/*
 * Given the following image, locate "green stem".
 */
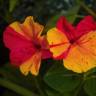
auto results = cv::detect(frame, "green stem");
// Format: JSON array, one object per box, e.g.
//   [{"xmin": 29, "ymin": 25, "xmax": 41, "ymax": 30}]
[
  {"xmin": 74, "ymin": 74, "xmax": 86, "ymax": 96},
  {"xmin": 74, "ymin": 80, "xmax": 84, "ymax": 96},
  {"xmin": 78, "ymin": 0, "xmax": 96, "ymax": 17},
  {"xmin": 0, "ymin": 78, "xmax": 38, "ymax": 96},
  {"xmin": 34, "ymin": 77, "xmax": 46, "ymax": 96}
]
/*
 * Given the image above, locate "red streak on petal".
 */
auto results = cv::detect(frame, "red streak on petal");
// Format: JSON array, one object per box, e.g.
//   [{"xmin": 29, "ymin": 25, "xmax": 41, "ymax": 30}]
[
  {"xmin": 54, "ymin": 45, "xmax": 71, "ymax": 59},
  {"xmin": 20, "ymin": 25, "xmax": 33, "ymax": 39},
  {"xmin": 50, "ymin": 42, "xmax": 69, "ymax": 48}
]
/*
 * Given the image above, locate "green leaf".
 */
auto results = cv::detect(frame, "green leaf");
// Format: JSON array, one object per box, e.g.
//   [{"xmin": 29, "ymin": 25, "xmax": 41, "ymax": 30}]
[
  {"xmin": 9, "ymin": 0, "xmax": 19, "ymax": 12},
  {"xmin": 84, "ymin": 77, "xmax": 96, "ymax": 96},
  {"xmin": 45, "ymin": 89, "xmax": 62, "ymax": 96},
  {"xmin": 85, "ymin": 68, "xmax": 96, "ymax": 77},
  {"xmin": 44, "ymin": 63, "xmax": 82, "ymax": 93},
  {"xmin": 65, "ymin": 6, "xmax": 80, "ymax": 23},
  {"xmin": 46, "ymin": 89, "xmax": 72, "ymax": 96}
]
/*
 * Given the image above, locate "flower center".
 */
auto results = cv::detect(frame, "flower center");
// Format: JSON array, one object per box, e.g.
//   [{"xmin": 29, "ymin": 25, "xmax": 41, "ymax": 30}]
[
  {"xmin": 70, "ymin": 39, "xmax": 75, "ymax": 44},
  {"xmin": 32, "ymin": 39, "xmax": 41, "ymax": 50},
  {"xmin": 35, "ymin": 44, "xmax": 41, "ymax": 49}
]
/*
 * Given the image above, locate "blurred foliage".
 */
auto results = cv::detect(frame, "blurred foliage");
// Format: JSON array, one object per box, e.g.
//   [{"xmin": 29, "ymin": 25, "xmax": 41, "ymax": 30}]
[
  {"xmin": 44, "ymin": 62, "xmax": 82, "ymax": 93},
  {"xmin": 9, "ymin": 0, "xmax": 19, "ymax": 12},
  {"xmin": 0, "ymin": 0, "xmax": 96, "ymax": 96}
]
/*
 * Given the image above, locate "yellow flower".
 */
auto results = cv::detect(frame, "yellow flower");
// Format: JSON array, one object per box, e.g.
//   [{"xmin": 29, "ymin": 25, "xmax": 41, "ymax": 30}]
[{"xmin": 47, "ymin": 16, "xmax": 96, "ymax": 73}]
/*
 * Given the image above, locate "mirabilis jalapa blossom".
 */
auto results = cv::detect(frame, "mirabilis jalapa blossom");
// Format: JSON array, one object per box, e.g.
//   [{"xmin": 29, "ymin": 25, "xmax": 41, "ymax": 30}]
[
  {"xmin": 3, "ymin": 16, "xmax": 52, "ymax": 76},
  {"xmin": 47, "ymin": 16, "xmax": 96, "ymax": 73}
]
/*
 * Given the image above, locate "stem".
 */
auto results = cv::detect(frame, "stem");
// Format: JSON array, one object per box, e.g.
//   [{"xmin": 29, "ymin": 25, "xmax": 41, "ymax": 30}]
[
  {"xmin": 74, "ymin": 74, "xmax": 86, "ymax": 96},
  {"xmin": 0, "ymin": 78, "xmax": 38, "ymax": 96},
  {"xmin": 74, "ymin": 80, "xmax": 84, "ymax": 96},
  {"xmin": 78, "ymin": 0, "xmax": 96, "ymax": 17},
  {"xmin": 34, "ymin": 77, "xmax": 46, "ymax": 96}
]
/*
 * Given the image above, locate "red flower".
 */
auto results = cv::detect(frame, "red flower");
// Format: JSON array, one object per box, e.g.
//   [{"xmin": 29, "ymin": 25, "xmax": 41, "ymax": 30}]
[{"xmin": 3, "ymin": 16, "xmax": 52, "ymax": 75}]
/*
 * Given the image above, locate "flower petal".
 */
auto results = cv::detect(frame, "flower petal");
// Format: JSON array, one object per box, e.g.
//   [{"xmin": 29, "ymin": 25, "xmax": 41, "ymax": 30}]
[
  {"xmin": 64, "ymin": 31, "xmax": 96, "ymax": 73},
  {"xmin": 10, "ymin": 21, "xmax": 31, "ymax": 40},
  {"xmin": 38, "ymin": 36, "xmax": 52, "ymax": 59},
  {"xmin": 41, "ymin": 50, "xmax": 52, "ymax": 59},
  {"xmin": 3, "ymin": 27, "xmax": 32, "ymax": 50},
  {"xmin": 56, "ymin": 16, "xmax": 76, "ymax": 41},
  {"xmin": 20, "ymin": 52, "xmax": 41, "ymax": 76},
  {"xmin": 20, "ymin": 57, "xmax": 33, "ymax": 76},
  {"xmin": 30, "ymin": 52, "xmax": 41, "ymax": 75},
  {"xmin": 10, "ymin": 16, "xmax": 44, "ymax": 40},
  {"xmin": 38, "ymin": 36, "xmax": 49, "ymax": 49},
  {"xmin": 10, "ymin": 46, "xmax": 36, "ymax": 66},
  {"xmin": 23, "ymin": 16, "xmax": 44, "ymax": 38},
  {"xmin": 78, "ymin": 30, "xmax": 96, "ymax": 59},
  {"xmin": 47, "ymin": 28, "xmax": 70, "ymax": 58},
  {"xmin": 76, "ymin": 16, "xmax": 96, "ymax": 37},
  {"xmin": 34, "ymin": 22, "xmax": 44, "ymax": 37}
]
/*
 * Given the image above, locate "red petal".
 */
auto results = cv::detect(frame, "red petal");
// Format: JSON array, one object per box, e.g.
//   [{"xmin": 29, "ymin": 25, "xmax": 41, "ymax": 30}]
[
  {"xmin": 3, "ymin": 27, "xmax": 36, "ymax": 66},
  {"xmin": 10, "ymin": 46, "xmax": 36, "ymax": 66},
  {"xmin": 56, "ymin": 16, "xmax": 76, "ymax": 41},
  {"xmin": 41, "ymin": 50, "xmax": 52, "ymax": 59},
  {"xmin": 76, "ymin": 16, "xmax": 96, "ymax": 37},
  {"xmin": 3, "ymin": 27, "xmax": 32, "ymax": 50}
]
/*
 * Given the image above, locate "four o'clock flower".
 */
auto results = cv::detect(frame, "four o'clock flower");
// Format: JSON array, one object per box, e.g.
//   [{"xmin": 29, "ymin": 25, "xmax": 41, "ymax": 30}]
[
  {"xmin": 3, "ymin": 16, "xmax": 52, "ymax": 76},
  {"xmin": 47, "ymin": 16, "xmax": 96, "ymax": 73}
]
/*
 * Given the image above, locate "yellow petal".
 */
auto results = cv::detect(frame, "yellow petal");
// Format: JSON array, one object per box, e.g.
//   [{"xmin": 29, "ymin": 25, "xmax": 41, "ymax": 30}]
[
  {"xmin": 47, "ymin": 28, "xmax": 70, "ymax": 58},
  {"xmin": 20, "ymin": 56, "xmax": 33, "ymax": 76},
  {"xmin": 20, "ymin": 52, "xmax": 41, "ymax": 76},
  {"xmin": 10, "ymin": 22, "xmax": 26, "ymax": 37},
  {"xmin": 64, "ymin": 31, "xmax": 96, "ymax": 73},
  {"xmin": 23, "ymin": 16, "xmax": 44, "ymax": 38},
  {"xmin": 10, "ymin": 16, "xmax": 44, "ymax": 40},
  {"xmin": 30, "ymin": 52, "xmax": 41, "ymax": 76},
  {"xmin": 34, "ymin": 22, "xmax": 44, "ymax": 37},
  {"xmin": 22, "ymin": 16, "xmax": 34, "ymax": 38},
  {"xmin": 10, "ymin": 21, "xmax": 32, "ymax": 40}
]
